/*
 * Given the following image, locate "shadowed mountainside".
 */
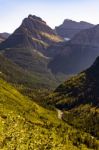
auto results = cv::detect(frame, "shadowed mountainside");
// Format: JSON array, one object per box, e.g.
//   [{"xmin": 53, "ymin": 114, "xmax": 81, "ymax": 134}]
[
  {"xmin": 47, "ymin": 57, "xmax": 99, "ymax": 140},
  {"xmin": 48, "ymin": 25, "xmax": 99, "ymax": 75},
  {"xmin": 55, "ymin": 19, "xmax": 94, "ymax": 39}
]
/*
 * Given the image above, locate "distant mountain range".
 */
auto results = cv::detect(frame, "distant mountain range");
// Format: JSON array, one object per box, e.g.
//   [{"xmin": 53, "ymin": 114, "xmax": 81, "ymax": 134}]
[
  {"xmin": 0, "ymin": 15, "xmax": 99, "ymax": 86},
  {"xmin": 55, "ymin": 19, "xmax": 94, "ymax": 39}
]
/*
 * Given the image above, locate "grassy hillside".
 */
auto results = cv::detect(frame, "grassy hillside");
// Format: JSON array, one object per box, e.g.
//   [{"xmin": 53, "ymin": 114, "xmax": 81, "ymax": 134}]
[
  {"xmin": 0, "ymin": 78, "xmax": 99, "ymax": 149},
  {"xmin": 0, "ymin": 54, "xmax": 59, "ymax": 96}
]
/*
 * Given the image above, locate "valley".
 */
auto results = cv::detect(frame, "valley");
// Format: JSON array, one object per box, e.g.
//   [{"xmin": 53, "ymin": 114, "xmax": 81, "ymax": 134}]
[{"xmin": 0, "ymin": 13, "xmax": 99, "ymax": 150}]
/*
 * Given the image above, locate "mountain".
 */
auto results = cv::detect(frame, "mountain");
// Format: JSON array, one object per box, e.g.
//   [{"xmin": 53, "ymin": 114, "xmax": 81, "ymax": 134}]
[
  {"xmin": 0, "ymin": 32, "xmax": 10, "ymax": 43},
  {"xmin": 48, "ymin": 57, "xmax": 99, "ymax": 140},
  {"xmin": 1, "ymin": 15, "xmax": 98, "ymax": 85},
  {"xmin": 0, "ymin": 15, "xmax": 62, "ymax": 54},
  {"xmin": 48, "ymin": 25, "xmax": 99, "ymax": 75},
  {"xmin": 48, "ymin": 43, "xmax": 99, "ymax": 74},
  {"xmin": 55, "ymin": 19, "xmax": 94, "ymax": 39},
  {"xmin": 0, "ymin": 32, "xmax": 10, "ymax": 39},
  {"xmin": 70, "ymin": 24, "xmax": 99, "ymax": 46},
  {"xmin": 0, "ymin": 15, "xmax": 63, "ymax": 88},
  {"xmin": 0, "ymin": 35, "xmax": 5, "ymax": 43},
  {"xmin": 0, "ymin": 15, "xmax": 98, "ymax": 79}
]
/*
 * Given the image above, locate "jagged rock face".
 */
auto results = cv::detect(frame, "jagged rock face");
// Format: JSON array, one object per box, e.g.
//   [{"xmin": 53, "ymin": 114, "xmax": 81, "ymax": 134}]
[
  {"xmin": 70, "ymin": 25, "xmax": 99, "ymax": 46},
  {"xmin": 0, "ymin": 15, "xmax": 62, "ymax": 54},
  {"xmin": 55, "ymin": 19, "xmax": 94, "ymax": 39}
]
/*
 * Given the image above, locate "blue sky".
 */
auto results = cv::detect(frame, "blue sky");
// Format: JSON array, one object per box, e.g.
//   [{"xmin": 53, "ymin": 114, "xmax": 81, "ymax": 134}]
[{"xmin": 0, "ymin": 0, "xmax": 99, "ymax": 33}]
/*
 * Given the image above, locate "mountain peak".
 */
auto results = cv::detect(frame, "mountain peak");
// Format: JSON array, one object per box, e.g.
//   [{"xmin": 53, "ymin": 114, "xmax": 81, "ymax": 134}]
[
  {"xmin": 55, "ymin": 19, "xmax": 94, "ymax": 39},
  {"xmin": 22, "ymin": 14, "xmax": 46, "ymax": 25},
  {"xmin": 28, "ymin": 15, "xmax": 42, "ymax": 20},
  {"xmin": 62, "ymin": 19, "xmax": 77, "ymax": 26},
  {"xmin": 0, "ymin": 14, "xmax": 62, "ymax": 58},
  {"xmin": 70, "ymin": 23, "xmax": 99, "ymax": 46},
  {"xmin": 63, "ymin": 19, "xmax": 75, "ymax": 23},
  {"xmin": 62, "ymin": 19, "xmax": 94, "ymax": 28}
]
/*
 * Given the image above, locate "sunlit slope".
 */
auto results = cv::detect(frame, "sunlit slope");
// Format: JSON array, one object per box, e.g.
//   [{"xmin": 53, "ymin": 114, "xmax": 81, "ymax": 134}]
[{"xmin": 0, "ymin": 78, "xmax": 98, "ymax": 149}]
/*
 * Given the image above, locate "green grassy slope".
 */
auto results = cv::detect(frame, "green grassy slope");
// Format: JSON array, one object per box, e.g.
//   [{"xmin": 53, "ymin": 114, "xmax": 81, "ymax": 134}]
[
  {"xmin": 0, "ymin": 78, "xmax": 98, "ymax": 149},
  {"xmin": 0, "ymin": 53, "xmax": 60, "ymax": 109},
  {"xmin": 0, "ymin": 54, "xmax": 58, "ymax": 93}
]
